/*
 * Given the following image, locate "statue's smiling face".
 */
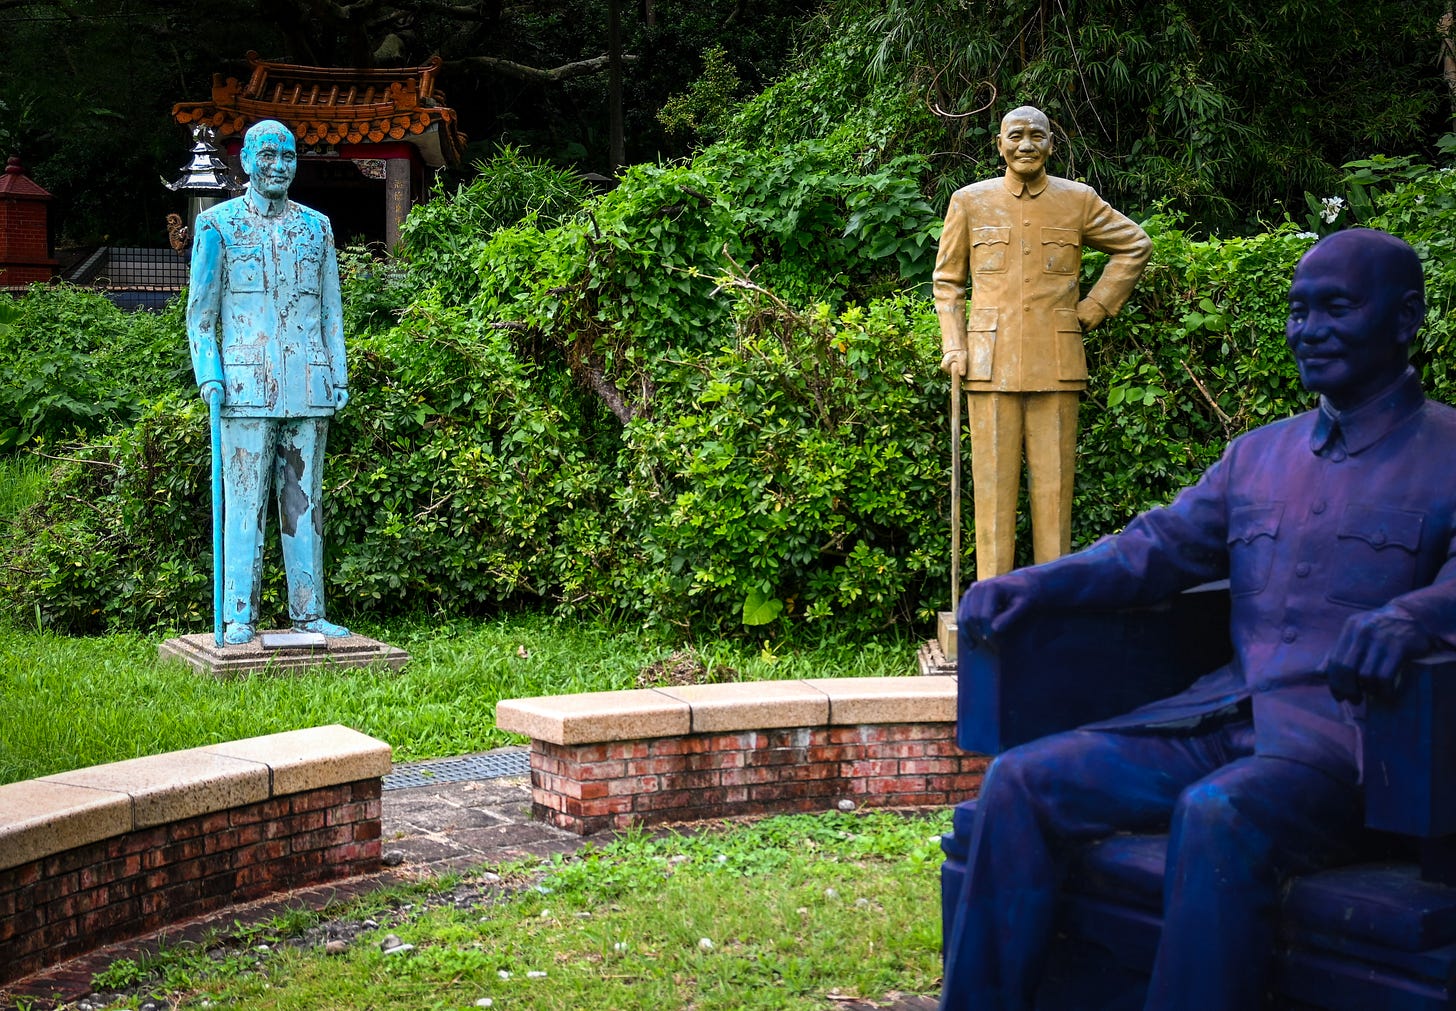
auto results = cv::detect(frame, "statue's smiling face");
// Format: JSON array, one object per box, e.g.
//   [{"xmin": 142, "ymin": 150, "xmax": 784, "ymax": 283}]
[
  {"xmin": 997, "ymin": 112, "xmax": 1052, "ymax": 182},
  {"xmin": 1285, "ymin": 230, "xmax": 1424, "ymax": 411},
  {"xmin": 242, "ymin": 127, "xmax": 297, "ymax": 200}
]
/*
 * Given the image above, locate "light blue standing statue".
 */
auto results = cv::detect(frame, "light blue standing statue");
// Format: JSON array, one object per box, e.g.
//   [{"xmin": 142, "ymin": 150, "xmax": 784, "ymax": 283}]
[{"xmin": 187, "ymin": 119, "xmax": 350, "ymax": 646}]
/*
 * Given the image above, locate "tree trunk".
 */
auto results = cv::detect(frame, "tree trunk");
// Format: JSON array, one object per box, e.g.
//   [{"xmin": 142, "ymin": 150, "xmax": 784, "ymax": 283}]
[
  {"xmin": 608, "ymin": 0, "xmax": 625, "ymax": 173},
  {"xmin": 1442, "ymin": 9, "xmax": 1456, "ymax": 130}
]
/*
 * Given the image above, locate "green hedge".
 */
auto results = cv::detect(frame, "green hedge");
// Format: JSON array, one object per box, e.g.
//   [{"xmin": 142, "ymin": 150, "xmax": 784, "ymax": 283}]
[{"xmin": 4, "ymin": 152, "xmax": 1455, "ymax": 638}]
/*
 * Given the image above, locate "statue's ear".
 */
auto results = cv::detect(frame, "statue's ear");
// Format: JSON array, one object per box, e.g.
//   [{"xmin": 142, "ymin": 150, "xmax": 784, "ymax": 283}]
[{"xmin": 1395, "ymin": 289, "xmax": 1424, "ymax": 349}]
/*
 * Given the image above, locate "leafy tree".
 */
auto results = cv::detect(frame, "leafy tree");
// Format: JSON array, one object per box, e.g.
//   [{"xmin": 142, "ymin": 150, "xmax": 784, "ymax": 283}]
[
  {"xmin": 732, "ymin": 0, "xmax": 1447, "ymax": 230},
  {"xmin": 0, "ymin": 0, "xmax": 814, "ymax": 244}
]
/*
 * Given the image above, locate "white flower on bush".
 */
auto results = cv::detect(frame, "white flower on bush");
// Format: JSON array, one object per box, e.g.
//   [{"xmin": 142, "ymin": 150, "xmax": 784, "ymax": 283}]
[{"xmin": 1320, "ymin": 196, "xmax": 1345, "ymax": 223}]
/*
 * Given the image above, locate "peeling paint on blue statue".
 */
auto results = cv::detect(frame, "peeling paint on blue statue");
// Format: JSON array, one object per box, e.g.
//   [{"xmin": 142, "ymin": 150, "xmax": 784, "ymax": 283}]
[{"xmin": 187, "ymin": 120, "xmax": 350, "ymax": 646}]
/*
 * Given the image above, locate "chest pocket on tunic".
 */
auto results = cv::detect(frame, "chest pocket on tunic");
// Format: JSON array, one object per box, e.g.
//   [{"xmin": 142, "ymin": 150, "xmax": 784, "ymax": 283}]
[
  {"xmin": 1041, "ymin": 227, "xmax": 1080, "ymax": 274},
  {"xmin": 226, "ymin": 243, "xmax": 265, "ymax": 293},
  {"xmin": 1228, "ymin": 503, "xmax": 1283, "ymax": 597},
  {"xmin": 971, "ymin": 226, "xmax": 1011, "ymax": 273},
  {"xmin": 1326, "ymin": 504, "xmax": 1424, "ymax": 608}
]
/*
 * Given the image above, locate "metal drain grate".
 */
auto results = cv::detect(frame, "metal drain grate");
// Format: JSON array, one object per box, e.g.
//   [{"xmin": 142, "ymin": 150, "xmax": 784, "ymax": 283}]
[{"xmin": 384, "ymin": 748, "xmax": 530, "ymax": 790}]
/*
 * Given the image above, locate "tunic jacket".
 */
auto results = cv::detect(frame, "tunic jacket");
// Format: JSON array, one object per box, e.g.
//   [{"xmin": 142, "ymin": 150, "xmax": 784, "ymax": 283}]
[
  {"xmin": 933, "ymin": 171, "xmax": 1151, "ymax": 392},
  {"xmin": 187, "ymin": 191, "xmax": 346, "ymax": 419},
  {"xmin": 1012, "ymin": 369, "xmax": 1456, "ymax": 782}
]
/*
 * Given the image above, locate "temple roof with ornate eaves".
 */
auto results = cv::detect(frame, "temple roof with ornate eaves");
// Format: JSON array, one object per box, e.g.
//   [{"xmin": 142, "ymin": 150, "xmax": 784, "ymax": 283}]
[{"xmin": 172, "ymin": 52, "xmax": 465, "ymax": 168}]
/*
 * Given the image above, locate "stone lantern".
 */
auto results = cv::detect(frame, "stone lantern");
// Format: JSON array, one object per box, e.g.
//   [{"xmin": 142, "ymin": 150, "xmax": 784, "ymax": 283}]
[{"xmin": 163, "ymin": 124, "xmax": 243, "ymax": 234}]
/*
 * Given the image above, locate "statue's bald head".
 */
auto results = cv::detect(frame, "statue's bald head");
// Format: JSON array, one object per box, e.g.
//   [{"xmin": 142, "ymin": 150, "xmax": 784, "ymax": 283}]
[
  {"xmin": 242, "ymin": 120, "xmax": 294, "ymax": 161},
  {"xmin": 1299, "ymin": 228, "xmax": 1424, "ymax": 301},
  {"xmin": 1001, "ymin": 106, "xmax": 1050, "ymax": 135}
]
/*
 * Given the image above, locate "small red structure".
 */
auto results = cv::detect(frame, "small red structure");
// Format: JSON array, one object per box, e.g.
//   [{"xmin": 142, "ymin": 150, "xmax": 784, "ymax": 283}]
[
  {"xmin": 172, "ymin": 52, "xmax": 466, "ymax": 249},
  {"xmin": 0, "ymin": 156, "xmax": 58, "ymax": 289}
]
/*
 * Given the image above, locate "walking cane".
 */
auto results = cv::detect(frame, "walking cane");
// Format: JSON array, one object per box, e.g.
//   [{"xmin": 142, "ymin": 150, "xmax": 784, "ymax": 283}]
[
  {"xmin": 209, "ymin": 391, "xmax": 224, "ymax": 647},
  {"xmin": 950, "ymin": 371, "xmax": 962, "ymax": 612}
]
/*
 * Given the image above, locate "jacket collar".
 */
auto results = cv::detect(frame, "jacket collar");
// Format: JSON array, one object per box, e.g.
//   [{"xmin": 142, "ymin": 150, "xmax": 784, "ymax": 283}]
[
  {"xmin": 245, "ymin": 187, "xmax": 289, "ymax": 218},
  {"xmin": 1310, "ymin": 366, "xmax": 1424, "ymax": 456},
  {"xmin": 1001, "ymin": 170, "xmax": 1050, "ymax": 197}
]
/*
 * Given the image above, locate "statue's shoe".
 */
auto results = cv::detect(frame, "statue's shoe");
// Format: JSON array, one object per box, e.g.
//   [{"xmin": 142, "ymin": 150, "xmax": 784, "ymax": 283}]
[
  {"xmin": 223, "ymin": 622, "xmax": 255, "ymax": 645},
  {"xmin": 294, "ymin": 617, "xmax": 351, "ymax": 638}
]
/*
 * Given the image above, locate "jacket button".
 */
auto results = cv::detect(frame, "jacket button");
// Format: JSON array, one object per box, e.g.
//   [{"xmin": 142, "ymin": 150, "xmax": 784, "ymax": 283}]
[
  {"xmin": 1282, "ymin": 627, "xmax": 1298, "ymax": 643},
  {"xmin": 1312, "ymin": 501, "xmax": 1327, "ymax": 515},
  {"xmin": 1372, "ymin": 530, "xmax": 1387, "ymax": 546},
  {"xmin": 1294, "ymin": 563, "xmax": 1310, "ymax": 577}
]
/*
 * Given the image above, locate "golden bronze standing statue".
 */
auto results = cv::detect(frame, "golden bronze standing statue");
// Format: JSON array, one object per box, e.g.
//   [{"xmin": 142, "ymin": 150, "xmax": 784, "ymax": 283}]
[{"xmin": 934, "ymin": 105, "xmax": 1151, "ymax": 585}]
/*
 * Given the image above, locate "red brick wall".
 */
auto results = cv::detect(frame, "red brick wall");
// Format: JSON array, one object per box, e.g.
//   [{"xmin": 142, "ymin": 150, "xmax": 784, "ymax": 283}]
[
  {"xmin": 0, "ymin": 779, "xmax": 382, "ymax": 986},
  {"xmin": 0, "ymin": 199, "xmax": 49, "ymax": 258},
  {"xmin": 531, "ymin": 723, "xmax": 988, "ymax": 834},
  {"xmin": 0, "ymin": 195, "xmax": 56, "ymax": 284}
]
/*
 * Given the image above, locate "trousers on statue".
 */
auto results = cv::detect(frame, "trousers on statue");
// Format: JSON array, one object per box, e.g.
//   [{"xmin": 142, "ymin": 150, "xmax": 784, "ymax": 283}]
[
  {"xmin": 968, "ymin": 391, "xmax": 1079, "ymax": 580},
  {"xmin": 220, "ymin": 416, "xmax": 330, "ymax": 628},
  {"xmin": 939, "ymin": 721, "xmax": 1363, "ymax": 1011}
]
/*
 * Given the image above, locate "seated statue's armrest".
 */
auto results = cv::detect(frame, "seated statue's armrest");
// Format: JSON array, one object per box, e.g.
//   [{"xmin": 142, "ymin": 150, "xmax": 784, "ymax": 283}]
[
  {"xmin": 1363, "ymin": 652, "xmax": 1456, "ymax": 884},
  {"xmin": 956, "ymin": 581, "xmax": 1232, "ymax": 753}
]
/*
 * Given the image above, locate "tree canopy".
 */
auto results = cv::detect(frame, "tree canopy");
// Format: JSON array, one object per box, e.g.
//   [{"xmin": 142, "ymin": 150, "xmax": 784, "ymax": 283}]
[
  {"xmin": 731, "ymin": 0, "xmax": 1450, "ymax": 231},
  {"xmin": 0, "ymin": 0, "xmax": 813, "ymax": 245}
]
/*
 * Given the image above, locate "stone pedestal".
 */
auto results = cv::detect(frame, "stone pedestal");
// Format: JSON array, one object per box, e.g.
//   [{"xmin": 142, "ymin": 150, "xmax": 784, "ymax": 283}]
[
  {"xmin": 158, "ymin": 631, "xmax": 409, "ymax": 677},
  {"xmin": 917, "ymin": 611, "xmax": 959, "ymax": 676},
  {"xmin": 937, "ymin": 610, "xmax": 958, "ymax": 656}
]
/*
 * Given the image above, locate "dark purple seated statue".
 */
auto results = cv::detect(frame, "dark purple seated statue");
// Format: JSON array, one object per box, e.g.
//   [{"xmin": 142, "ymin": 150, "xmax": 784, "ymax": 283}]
[{"xmin": 940, "ymin": 228, "xmax": 1456, "ymax": 1011}]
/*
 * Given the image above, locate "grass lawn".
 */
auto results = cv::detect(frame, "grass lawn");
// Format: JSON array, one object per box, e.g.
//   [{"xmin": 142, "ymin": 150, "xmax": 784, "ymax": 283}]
[
  {"xmin": 0, "ymin": 461, "xmax": 947, "ymax": 1010},
  {"xmin": 75, "ymin": 810, "xmax": 949, "ymax": 1011},
  {"xmin": 0, "ymin": 615, "xmax": 917, "ymax": 786},
  {"xmin": 0, "ymin": 454, "xmax": 920, "ymax": 785}
]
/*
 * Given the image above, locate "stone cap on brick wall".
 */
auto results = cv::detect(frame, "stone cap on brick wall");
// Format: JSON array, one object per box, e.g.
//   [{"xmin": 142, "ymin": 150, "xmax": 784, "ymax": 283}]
[
  {"xmin": 495, "ymin": 675, "xmax": 957, "ymax": 746},
  {"xmin": 0, "ymin": 725, "xmax": 391, "ymax": 872}
]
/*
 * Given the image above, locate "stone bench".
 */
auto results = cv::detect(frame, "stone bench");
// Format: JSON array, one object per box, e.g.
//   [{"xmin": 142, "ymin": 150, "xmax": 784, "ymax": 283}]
[
  {"xmin": 0, "ymin": 725, "xmax": 391, "ymax": 986},
  {"xmin": 495, "ymin": 676, "xmax": 987, "ymax": 834}
]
